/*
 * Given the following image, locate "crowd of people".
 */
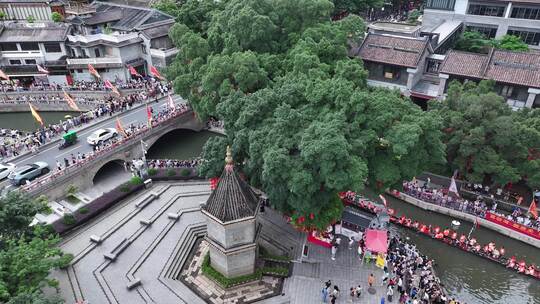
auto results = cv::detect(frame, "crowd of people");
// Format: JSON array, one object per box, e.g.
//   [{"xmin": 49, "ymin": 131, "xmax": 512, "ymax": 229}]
[
  {"xmin": 384, "ymin": 236, "xmax": 452, "ymax": 304},
  {"xmin": 402, "ymin": 181, "xmax": 540, "ymax": 231},
  {"xmin": 0, "ymin": 92, "xmax": 150, "ymax": 160},
  {"xmin": 146, "ymin": 158, "xmax": 201, "ymax": 169},
  {"xmin": 33, "ymin": 102, "xmax": 192, "ymax": 182},
  {"xmin": 206, "ymin": 117, "xmax": 224, "ymax": 130},
  {"xmin": 0, "ymin": 78, "xmax": 163, "ymax": 92}
]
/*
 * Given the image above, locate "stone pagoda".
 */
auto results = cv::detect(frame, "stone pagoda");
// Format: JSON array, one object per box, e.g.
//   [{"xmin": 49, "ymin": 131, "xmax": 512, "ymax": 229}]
[{"xmin": 201, "ymin": 146, "xmax": 259, "ymax": 278}]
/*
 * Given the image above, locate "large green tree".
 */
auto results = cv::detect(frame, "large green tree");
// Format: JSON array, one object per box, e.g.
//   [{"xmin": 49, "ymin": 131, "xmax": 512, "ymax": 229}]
[
  {"xmin": 0, "ymin": 228, "xmax": 72, "ymax": 302},
  {"xmin": 0, "ymin": 192, "xmax": 47, "ymax": 240},
  {"xmin": 430, "ymin": 80, "xmax": 540, "ymax": 187},
  {"xmin": 169, "ymin": 0, "xmax": 445, "ymax": 228}
]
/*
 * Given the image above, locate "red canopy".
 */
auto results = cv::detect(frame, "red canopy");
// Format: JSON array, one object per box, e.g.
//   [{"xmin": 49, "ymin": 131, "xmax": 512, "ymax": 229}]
[{"xmin": 365, "ymin": 229, "xmax": 388, "ymax": 253}]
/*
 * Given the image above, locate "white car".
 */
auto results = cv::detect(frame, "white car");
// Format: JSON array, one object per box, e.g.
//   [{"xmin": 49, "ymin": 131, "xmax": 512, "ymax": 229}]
[
  {"xmin": 87, "ymin": 128, "xmax": 118, "ymax": 146},
  {"xmin": 0, "ymin": 163, "xmax": 16, "ymax": 180}
]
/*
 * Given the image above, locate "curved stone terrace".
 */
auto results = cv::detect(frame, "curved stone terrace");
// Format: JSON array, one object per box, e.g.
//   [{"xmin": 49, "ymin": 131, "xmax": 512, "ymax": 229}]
[{"xmin": 51, "ymin": 180, "xmax": 390, "ymax": 304}]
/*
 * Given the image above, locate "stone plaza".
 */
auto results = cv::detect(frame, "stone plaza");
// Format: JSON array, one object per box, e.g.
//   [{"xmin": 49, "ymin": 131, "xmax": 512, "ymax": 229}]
[{"xmin": 52, "ymin": 181, "xmax": 387, "ymax": 304}]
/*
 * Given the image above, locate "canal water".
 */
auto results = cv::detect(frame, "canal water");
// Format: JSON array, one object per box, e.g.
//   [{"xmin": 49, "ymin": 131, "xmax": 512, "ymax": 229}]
[
  {"xmin": 0, "ymin": 111, "xmax": 76, "ymax": 132},
  {"xmin": 2, "ymin": 114, "xmax": 539, "ymax": 303}
]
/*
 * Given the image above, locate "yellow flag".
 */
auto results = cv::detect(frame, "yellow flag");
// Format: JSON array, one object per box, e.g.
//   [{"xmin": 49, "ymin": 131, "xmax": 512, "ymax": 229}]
[{"xmin": 29, "ymin": 103, "xmax": 43, "ymax": 126}]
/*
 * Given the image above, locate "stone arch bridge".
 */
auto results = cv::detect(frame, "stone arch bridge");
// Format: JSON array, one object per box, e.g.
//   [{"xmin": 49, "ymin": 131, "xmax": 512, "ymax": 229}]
[{"xmin": 24, "ymin": 110, "xmax": 205, "ymax": 201}]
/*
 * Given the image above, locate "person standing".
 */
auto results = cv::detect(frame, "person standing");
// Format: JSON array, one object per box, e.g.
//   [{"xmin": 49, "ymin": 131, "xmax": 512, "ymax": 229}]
[
  {"xmin": 331, "ymin": 244, "xmax": 337, "ymax": 261},
  {"xmin": 387, "ymin": 285, "xmax": 394, "ymax": 302},
  {"xmin": 321, "ymin": 286, "xmax": 328, "ymax": 303},
  {"xmin": 368, "ymin": 273, "xmax": 375, "ymax": 287}
]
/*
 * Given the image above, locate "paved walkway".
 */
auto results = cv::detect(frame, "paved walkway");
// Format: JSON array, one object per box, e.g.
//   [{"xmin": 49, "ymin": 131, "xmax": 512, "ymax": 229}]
[{"xmin": 51, "ymin": 181, "xmax": 386, "ymax": 304}]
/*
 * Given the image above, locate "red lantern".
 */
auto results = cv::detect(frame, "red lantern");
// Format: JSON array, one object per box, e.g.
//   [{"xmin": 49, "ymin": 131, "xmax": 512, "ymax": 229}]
[
  {"xmin": 298, "ymin": 216, "xmax": 305, "ymax": 224},
  {"xmin": 459, "ymin": 235, "xmax": 466, "ymax": 243},
  {"xmin": 451, "ymin": 232, "xmax": 457, "ymax": 239},
  {"xmin": 434, "ymin": 227, "xmax": 441, "ymax": 234},
  {"xmin": 443, "ymin": 229, "xmax": 450, "ymax": 237},
  {"xmin": 309, "ymin": 213, "xmax": 314, "ymax": 220}
]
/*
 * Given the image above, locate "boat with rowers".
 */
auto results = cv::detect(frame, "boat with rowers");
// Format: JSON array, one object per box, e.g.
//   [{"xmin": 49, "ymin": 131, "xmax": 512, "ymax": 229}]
[{"xmin": 339, "ymin": 191, "xmax": 540, "ymax": 281}]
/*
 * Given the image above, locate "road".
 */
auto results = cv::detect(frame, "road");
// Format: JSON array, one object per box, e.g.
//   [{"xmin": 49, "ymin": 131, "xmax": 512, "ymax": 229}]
[{"xmin": 0, "ymin": 95, "xmax": 186, "ymax": 191}]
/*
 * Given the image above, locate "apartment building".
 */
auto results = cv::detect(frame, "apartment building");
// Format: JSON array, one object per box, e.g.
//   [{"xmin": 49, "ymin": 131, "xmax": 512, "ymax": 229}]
[
  {"xmin": 0, "ymin": 0, "xmax": 178, "ymax": 85},
  {"xmin": 423, "ymin": 0, "xmax": 540, "ymax": 49},
  {"xmin": 0, "ymin": 21, "xmax": 70, "ymax": 84},
  {"xmin": 65, "ymin": 1, "xmax": 176, "ymax": 81}
]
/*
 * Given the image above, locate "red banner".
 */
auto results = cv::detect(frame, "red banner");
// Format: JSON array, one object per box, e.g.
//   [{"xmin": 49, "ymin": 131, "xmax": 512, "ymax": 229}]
[{"xmin": 485, "ymin": 212, "xmax": 540, "ymax": 240}]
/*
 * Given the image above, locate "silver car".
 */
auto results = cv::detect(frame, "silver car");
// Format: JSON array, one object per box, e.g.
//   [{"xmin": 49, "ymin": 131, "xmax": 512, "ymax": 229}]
[
  {"xmin": 8, "ymin": 161, "xmax": 49, "ymax": 186},
  {"xmin": 87, "ymin": 128, "xmax": 118, "ymax": 146},
  {"xmin": 0, "ymin": 163, "xmax": 16, "ymax": 180}
]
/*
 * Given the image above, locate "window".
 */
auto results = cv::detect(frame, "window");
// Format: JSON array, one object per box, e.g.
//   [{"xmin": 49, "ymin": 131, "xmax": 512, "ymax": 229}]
[
  {"xmin": 77, "ymin": 69, "xmax": 83, "ymax": 73},
  {"xmin": 9, "ymin": 60, "xmax": 21, "ymax": 65},
  {"xmin": 425, "ymin": 0, "xmax": 456, "ymax": 10},
  {"xmin": 383, "ymin": 66, "xmax": 400, "ymax": 80},
  {"xmin": 466, "ymin": 25, "xmax": 498, "ymax": 39},
  {"xmin": 511, "ymin": 6, "xmax": 540, "ymax": 20},
  {"xmin": 0, "ymin": 43, "xmax": 18, "ymax": 51},
  {"xmin": 467, "ymin": 4, "xmax": 505, "ymax": 17},
  {"xmin": 141, "ymin": 44, "xmax": 147, "ymax": 54},
  {"xmin": 44, "ymin": 43, "xmax": 61, "ymax": 53},
  {"xmin": 25, "ymin": 59, "xmax": 36, "ymax": 64},
  {"xmin": 94, "ymin": 48, "xmax": 101, "ymax": 57},
  {"xmin": 507, "ymin": 29, "xmax": 540, "ymax": 46},
  {"xmin": 20, "ymin": 42, "xmax": 39, "ymax": 51}
]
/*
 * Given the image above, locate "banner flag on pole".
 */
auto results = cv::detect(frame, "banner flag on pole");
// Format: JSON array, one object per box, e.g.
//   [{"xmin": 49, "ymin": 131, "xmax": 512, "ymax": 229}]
[
  {"xmin": 88, "ymin": 63, "xmax": 101, "ymax": 78},
  {"xmin": 115, "ymin": 117, "xmax": 127, "ymax": 137},
  {"xmin": 36, "ymin": 64, "xmax": 49, "ymax": 74},
  {"xmin": 146, "ymin": 104, "xmax": 153, "ymax": 127},
  {"xmin": 62, "ymin": 89, "xmax": 80, "ymax": 111},
  {"xmin": 150, "ymin": 65, "xmax": 163, "ymax": 80},
  {"xmin": 104, "ymin": 79, "xmax": 121, "ymax": 96},
  {"xmin": 529, "ymin": 199, "xmax": 538, "ymax": 219},
  {"xmin": 168, "ymin": 93, "xmax": 175, "ymax": 111},
  {"xmin": 29, "ymin": 103, "xmax": 43, "ymax": 126},
  {"xmin": 379, "ymin": 194, "xmax": 387, "ymax": 208},
  {"xmin": 128, "ymin": 65, "xmax": 142, "ymax": 77},
  {"xmin": 0, "ymin": 69, "xmax": 9, "ymax": 80}
]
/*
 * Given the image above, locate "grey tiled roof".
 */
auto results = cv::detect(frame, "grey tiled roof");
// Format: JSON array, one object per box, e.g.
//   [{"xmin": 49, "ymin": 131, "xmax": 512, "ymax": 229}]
[
  {"xmin": 203, "ymin": 160, "xmax": 258, "ymax": 223},
  {"xmin": 358, "ymin": 33, "xmax": 429, "ymax": 68},
  {"xmin": 86, "ymin": 1, "xmax": 173, "ymax": 31},
  {"xmin": 0, "ymin": 22, "xmax": 70, "ymax": 42}
]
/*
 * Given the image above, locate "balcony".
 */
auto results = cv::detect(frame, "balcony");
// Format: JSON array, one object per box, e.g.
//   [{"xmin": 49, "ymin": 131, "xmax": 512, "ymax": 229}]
[
  {"xmin": 0, "ymin": 50, "xmax": 42, "ymax": 58},
  {"xmin": 67, "ymin": 33, "xmax": 142, "ymax": 46},
  {"xmin": 150, "ymin": 47, "xmax": 179, "ymax": 58},
  {"xmin": 66, "ymin": 57, "xmax": 124, "ymax": 69}
]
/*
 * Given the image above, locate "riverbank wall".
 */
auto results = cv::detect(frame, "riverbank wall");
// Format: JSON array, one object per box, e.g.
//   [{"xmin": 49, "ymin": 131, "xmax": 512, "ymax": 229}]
[
  {"xmin": 0, "ymin": 103, "xmax": 94, "ymax": 113},
  {"xmin": 389, "ymin": 191, "xmax": 540, "ymax": 249}
]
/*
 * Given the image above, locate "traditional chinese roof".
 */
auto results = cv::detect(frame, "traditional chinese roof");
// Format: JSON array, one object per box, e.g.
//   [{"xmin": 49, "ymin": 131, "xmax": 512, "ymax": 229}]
[
  {"xmin": 85, "ymin": 1, "xmax": 174, "ymax": 31},
  {"xmin": 202, "ymin": 147, "xmax": 258, "ymax": 223},
  {"xmin": 440, "ymin": 49, "xmax": 540, "ymax": 88},
  {"xmin": 358, "ymin": 33, "xmax": 430, "ymax": 68}
]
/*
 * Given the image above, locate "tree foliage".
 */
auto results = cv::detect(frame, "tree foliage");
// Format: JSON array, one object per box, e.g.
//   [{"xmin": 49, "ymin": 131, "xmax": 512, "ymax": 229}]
[
  {"xmin": 455, "ymin": 31, "xmax": 529, "ymax": 53},
  {"xmin": 170, "ymin": 0, "xmax": 445, "ymax": 226},
  {"xmin": 331, "ymin": 0, "xmax": 384, "ymax": 16},
  {"xmin": 0, "ymin": 227, "xmax": 73, "ymax": 302},
  {"xmin": 493, "ymin": 34, "xmax": 529, "ymax": 52},
  {"xmin": 430, "ymin": 80, "xmax": 540, "ymax": 187},
  {"xmin": 0, "ymin": 192, "xmax": 47, "ymax": 240}
]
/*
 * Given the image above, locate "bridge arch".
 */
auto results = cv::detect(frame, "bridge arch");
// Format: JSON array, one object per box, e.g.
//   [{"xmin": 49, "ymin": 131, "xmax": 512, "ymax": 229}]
[
  {"xmin": 145, "ymin": 128, "xmax": 216, "ymax": 158},
  {"xmin": 92, "ymin": 159, "xmax": 131, "ymax": 192}
]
